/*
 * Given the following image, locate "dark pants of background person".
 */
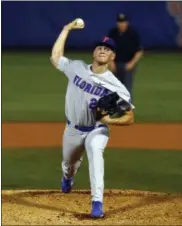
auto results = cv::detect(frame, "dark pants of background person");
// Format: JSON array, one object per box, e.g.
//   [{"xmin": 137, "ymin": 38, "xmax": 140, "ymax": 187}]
[{"xmin": 115, "ymin": 62, "xmax": 136, "ymax": 101}]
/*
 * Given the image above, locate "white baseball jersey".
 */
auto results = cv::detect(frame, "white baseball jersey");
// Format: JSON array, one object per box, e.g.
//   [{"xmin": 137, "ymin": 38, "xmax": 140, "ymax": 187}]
[
  {"xmin": 57, "ymin": 56, "xmax": 131, "ymax": 127},
  {"xmin": 58, "ymin": 56, "xmax": 133, "ymax": 203}
]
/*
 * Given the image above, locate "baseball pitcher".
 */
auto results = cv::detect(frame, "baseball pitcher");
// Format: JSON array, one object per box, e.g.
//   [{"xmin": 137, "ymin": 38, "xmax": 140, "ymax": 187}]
[{"xmin": 51, "ymin": 18, "xmax": 135, "ymax": 218}]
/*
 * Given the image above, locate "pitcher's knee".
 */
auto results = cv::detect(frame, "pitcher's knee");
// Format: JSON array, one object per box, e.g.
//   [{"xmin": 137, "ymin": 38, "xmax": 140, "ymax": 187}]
[
  {"xmin": 62, "ymin": 158, "xmax": 82, "ymax": 178},
  {"xmin": 89, "ymin": 146, "xmax": 104, "ymax": 158}
]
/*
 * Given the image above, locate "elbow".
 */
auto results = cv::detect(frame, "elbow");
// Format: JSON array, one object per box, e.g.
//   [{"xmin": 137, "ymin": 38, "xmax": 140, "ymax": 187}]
[
  {"xmin": 137, "ymin": 49, "xmax": 144, "ymax": 56},
  {"xmin": 50, "ymin": 54, "xmax": 59, "ymax": 68},
  {"xmin": 140, "ymin": 49, "xmax": 144, "ymax": 57},
  {"xmin": 50, "ymin": 48, "xmax": 63, "ymax": 68}
]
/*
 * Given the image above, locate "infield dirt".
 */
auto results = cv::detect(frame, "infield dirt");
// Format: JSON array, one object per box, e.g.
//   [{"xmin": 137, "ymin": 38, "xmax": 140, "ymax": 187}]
[
  {"xmin": 2, "ymin": 122, "xmax": 182, "ymax": 225},
  {"xmin": 2, "ymin": 122, "xmax": 182, "ymax": 150},
  {"xmin": 2, "ymin": 190, "xmax": 182, "ymax": 225}
]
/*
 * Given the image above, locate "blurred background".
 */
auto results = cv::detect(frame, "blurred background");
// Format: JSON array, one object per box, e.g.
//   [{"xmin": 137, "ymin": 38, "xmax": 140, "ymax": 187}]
[
  {"xmin": 2, "ymin": 1, "xmax": 182, "ymax": 193},
  {"xmin": 2, "ymin": 1, "xmax": 182, "ymax": 122}
]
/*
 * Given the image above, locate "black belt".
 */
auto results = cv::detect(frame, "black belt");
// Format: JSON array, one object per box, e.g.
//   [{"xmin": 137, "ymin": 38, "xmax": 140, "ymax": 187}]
[{"xmin": 66, "ymin": 119, "xmax": 106, "ymax": 132}]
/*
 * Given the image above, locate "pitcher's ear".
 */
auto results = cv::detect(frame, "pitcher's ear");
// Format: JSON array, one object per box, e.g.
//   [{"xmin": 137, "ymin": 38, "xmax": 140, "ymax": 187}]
[
  {"xmin": 93, "ymin": 48, "xmax": 97, "ymax": 57},
  {"xmin": 111, "ymin": 52, "xmax": 116, "ymax": 61}
]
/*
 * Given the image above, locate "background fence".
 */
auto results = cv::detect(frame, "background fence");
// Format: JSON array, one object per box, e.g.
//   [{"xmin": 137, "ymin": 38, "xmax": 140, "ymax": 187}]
[{"xmin": 2, "ymin": 1, "xmax": 182, "ymax": 49}]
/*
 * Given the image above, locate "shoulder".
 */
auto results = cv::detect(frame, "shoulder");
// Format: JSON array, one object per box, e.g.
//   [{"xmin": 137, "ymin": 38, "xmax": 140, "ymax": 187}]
[
  {"xmin": 106, "ymin": 70, "xmax": 129, "ymax": 91},
  {"xmin": 107, "ymin": 70, "xmax": 116, "ymax": 77},
  {"xmin": 56, "ymin": 56, "xmax": 87, "ymax": 73},
  {"xmin": 71, "ymin": 60, "xmax": 90, "ymax": 78},
  {"xmin": 70, "ymin": 59, "xmax": 88, "ymax": 70},
  {"xmin": 106, "ymin": 70, "xmax": 121, "ymax": 83}
]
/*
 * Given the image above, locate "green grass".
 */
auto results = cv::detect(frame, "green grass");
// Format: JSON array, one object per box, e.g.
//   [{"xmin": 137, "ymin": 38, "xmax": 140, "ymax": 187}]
[
  {"xmin": 2, "ymin": 51, "xmax": 182, "ymax": 122},
  {"xmin": 2, "ymin": 148, "xmax": 182, "ymax": 193}
]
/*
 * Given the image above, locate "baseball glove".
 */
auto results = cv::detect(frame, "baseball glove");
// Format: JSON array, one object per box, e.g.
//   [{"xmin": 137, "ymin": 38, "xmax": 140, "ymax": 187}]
[{"xmin": 95, "ymin": 92, "xmax": 131, "ymax": 120}]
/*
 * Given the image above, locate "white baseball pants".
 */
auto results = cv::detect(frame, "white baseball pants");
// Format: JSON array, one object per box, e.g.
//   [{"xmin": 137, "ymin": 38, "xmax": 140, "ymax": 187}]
[{"xmin": 62, "ymin": 123, "xmax": 109, "ymax": 202}]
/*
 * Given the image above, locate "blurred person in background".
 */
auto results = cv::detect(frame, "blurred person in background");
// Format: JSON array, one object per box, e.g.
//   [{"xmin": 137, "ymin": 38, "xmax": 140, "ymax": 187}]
[{"xmin": 108, "ymin": 14, "xmax": 144, "ymax": 100}]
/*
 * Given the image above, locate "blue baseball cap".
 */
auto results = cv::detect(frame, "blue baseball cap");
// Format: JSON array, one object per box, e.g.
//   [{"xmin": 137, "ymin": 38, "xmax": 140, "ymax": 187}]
[{"xmin": 95, "ymin": 36, "xmax": 116, "ymax": 52}]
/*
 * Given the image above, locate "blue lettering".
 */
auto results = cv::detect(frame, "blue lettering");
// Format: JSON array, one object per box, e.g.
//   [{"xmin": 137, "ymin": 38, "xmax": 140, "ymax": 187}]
[
  {"xmin": 76, "ymin": 77, "xmax": 82, "ymax": 86},
  {"xmin": 73, "ymin": 75, "xmax": 79, "ymax": 84},
  {"xmin": 73, "ymin": 75, "xmax": 108, "ymax": 97},
  {"xmin": 90, "ymin": 85, "xmax": 96, "ymax": 94},
  {"xmin": 89, "ymin": 98, "xmax": 97, "ymax": 109},
  {"xmin": 100, "ymin": 88, "xmax": 109, "ymax": 97},
  {"xmin": 79, "ymin": 81, "xmax": 86, "ymax": 89},
  {"xmin": 94, "ymin": 87, "xmax": 102, "ymax": 96},
  {"xmin": 84, "ymin": 83, "xmax": 92, "ymax": 93}
]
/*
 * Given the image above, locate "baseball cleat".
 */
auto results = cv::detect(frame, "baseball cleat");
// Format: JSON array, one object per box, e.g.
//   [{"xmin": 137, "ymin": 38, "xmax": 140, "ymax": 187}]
[
  {"xmin": 90, "ymin": 201, "xmax": 104, "ymax": 218},
  {"xmin": 61, "ymin": 177, "xmax": 73, "ymax": 193}
]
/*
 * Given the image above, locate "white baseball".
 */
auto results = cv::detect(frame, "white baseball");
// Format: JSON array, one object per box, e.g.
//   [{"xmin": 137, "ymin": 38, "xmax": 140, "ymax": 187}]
[{"xmin": 75, "ymin": 18, "xmax": 84, "ymax": 27}]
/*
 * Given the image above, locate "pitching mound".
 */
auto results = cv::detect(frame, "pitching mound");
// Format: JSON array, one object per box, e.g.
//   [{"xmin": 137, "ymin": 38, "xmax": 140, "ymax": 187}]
[{"xmin": 2, "ymin": 190, "xmax": 182, "ymax": 225}]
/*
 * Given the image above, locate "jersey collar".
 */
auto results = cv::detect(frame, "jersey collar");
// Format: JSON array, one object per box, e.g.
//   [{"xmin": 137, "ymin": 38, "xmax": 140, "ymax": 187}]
[{"xmin": 88, "ymin": 64, "xmax": 109, "ymax": 77}]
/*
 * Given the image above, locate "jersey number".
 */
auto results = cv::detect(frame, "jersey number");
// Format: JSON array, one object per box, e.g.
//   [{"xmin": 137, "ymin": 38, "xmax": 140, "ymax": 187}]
[{"xmin": 89, "ymin": 98, "xmax": 98, "ymax": 109}]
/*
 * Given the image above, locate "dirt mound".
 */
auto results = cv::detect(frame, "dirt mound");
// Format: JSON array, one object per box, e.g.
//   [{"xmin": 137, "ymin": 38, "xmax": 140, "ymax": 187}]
[{"xmin": 2, "ymin": 190, "xmax": 182, "ymax": 225}]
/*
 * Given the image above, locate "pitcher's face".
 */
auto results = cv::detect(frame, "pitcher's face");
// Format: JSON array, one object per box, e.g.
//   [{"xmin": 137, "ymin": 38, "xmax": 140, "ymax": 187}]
[{"xmin": 93, "ymin": 46, "xmax": 115, "ymax": 65}]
